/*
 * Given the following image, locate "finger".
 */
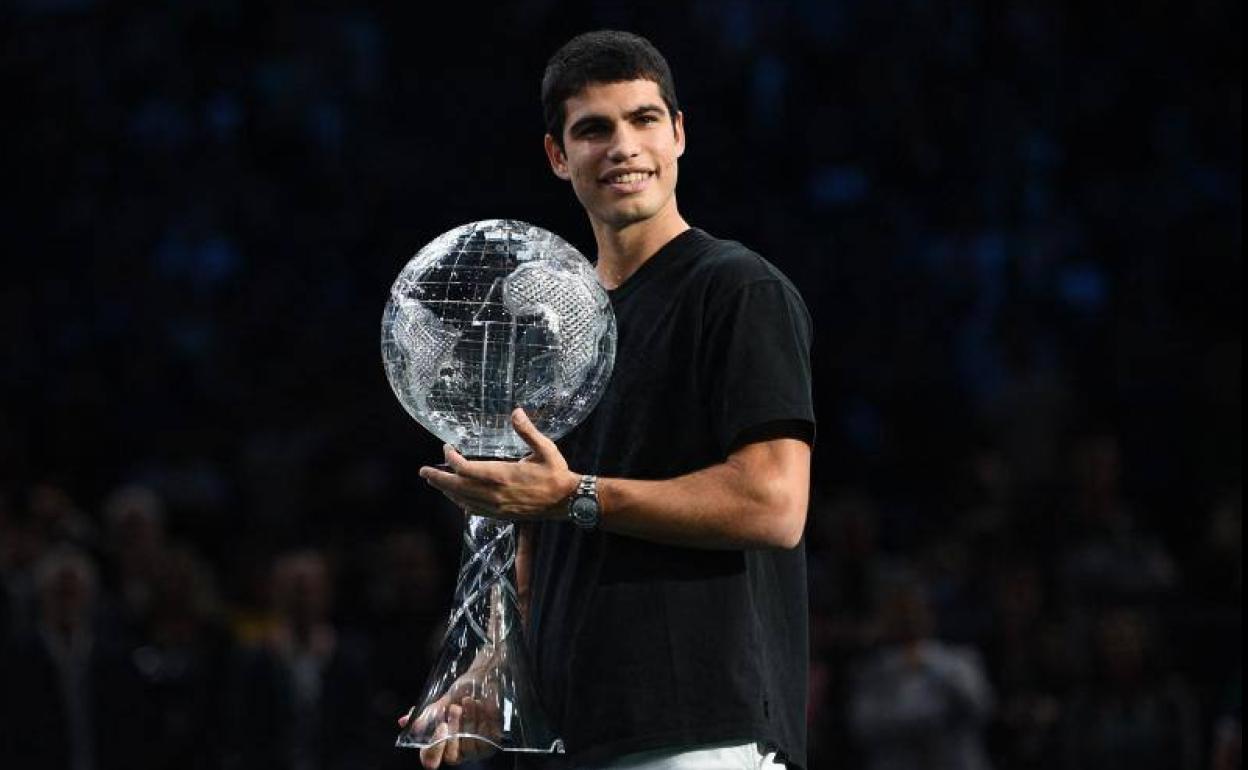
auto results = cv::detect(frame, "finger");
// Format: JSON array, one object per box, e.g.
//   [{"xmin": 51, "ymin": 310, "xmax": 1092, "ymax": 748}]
[
  {"xmin": 421, "ymin": 720, "xmax": 448, "ymax": 769},
  {"xmin": 443, "ymin": 444, "xmax": 473, "ymax": 474},
  {"xmin": 443, "ymin": 444, "xmax": 506, "ymax": 483},
  {"xmin": 459, "ymin": 699, "xmax": 491, "ymax": 759},
  {"xmin": 512, "ymin": 408, "xmax": 558, "ymax": 461},
  {"xmin": 418, "ymin": 448, "xmax": 482, "ymax": 486},
  {"xmin": 420, "ymin": 465, "xmax": 483, "ymax": 502},
  {"xmin": 443, "ymin": 704, "xmax": 463, "ymax": 764},
  {"xmin": 461, "ymin": 699, "xmax": 478, "ymax": 753},
  {"xmin": 412, "ymin": 700, "xmax": 444, "ymax": 736},
  {"xmin": 481, "ymin": 696, "xmax": 502, "ymax": 732},
  {"xmin": 469, "ymin": 699, "xmax": 496, "ymax": 758},
  {"xmin": 419, "ymin": 463, "xmax": 460, "ymax": 490},
  {"xmin": 398, "ymin": 705, "xmax": 415, "ymax": 729}
]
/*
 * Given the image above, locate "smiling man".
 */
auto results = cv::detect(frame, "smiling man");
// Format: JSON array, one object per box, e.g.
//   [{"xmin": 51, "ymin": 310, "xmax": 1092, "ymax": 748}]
[{"xmin": 414, "ymin": 30, "xmax": 815, "ymax": 770}]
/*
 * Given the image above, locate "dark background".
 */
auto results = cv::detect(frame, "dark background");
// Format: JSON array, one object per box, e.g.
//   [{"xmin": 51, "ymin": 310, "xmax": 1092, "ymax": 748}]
[{"xmin": 0, "ymin": 1, "xmax": 1240, "ymax": 769}]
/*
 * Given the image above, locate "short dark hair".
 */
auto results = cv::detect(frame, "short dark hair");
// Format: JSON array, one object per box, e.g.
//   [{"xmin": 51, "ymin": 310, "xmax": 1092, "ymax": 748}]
[{"xmin": 541, "ymin": 30, "xmax": 680, "ymax": 149}]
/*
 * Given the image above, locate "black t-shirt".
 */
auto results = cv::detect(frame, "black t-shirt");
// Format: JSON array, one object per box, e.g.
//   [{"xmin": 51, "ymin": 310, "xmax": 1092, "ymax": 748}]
[{"xmin": 524, "ymin": 227, "xmax": 815, "ymax": 769}]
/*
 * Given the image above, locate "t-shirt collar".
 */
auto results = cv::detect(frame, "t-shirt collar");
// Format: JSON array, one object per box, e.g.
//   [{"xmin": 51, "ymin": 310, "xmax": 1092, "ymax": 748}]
[{"xmin": 604, "ymin": 227, "xmax": 704, "ymax": 302}]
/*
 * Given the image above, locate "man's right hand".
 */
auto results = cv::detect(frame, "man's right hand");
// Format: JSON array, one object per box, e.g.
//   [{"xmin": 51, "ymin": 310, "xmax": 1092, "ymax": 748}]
[{"xmin": 398, "ymin": 692, "xmax": 500, "ymax": 768}]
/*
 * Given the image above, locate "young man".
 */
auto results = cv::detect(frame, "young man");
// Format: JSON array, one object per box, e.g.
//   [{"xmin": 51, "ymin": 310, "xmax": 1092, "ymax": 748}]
[{"xmin": 416, "ymin": 30, "xmax": 815, "ymax": 769}]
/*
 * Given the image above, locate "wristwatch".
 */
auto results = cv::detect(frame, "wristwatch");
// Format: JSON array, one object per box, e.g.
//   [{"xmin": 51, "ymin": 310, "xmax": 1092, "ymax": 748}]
[{"xmin": 567, "ymin": 474, "xmax": 601, "ymax": 530}]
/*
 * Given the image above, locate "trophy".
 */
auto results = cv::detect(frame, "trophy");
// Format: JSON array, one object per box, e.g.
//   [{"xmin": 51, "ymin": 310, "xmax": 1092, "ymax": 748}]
[{"xmin": 381, "ymin": 219, "xmax": 616, "ymax": 755}]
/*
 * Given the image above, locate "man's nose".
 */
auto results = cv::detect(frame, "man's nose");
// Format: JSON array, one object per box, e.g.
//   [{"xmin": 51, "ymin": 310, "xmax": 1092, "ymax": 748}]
[{"xmin": 607, "ymin": 126, "xmax": 640, "ymax": 161}]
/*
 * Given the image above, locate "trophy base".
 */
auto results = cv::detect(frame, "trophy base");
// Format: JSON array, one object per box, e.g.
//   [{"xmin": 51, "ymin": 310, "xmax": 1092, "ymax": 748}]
[
  {"xmin": 396, "ymin": 514, "xmax": 562, "ymax": 756},
  {"xmin": 395, "ymin": 732, "xmax": 565, "ymax": 754}
]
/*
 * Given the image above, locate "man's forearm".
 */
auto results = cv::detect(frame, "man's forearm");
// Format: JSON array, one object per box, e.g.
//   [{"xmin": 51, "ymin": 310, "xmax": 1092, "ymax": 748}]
[{"xmin": 594, "ymin": 439, "xmax": 810, "ymax": 550}]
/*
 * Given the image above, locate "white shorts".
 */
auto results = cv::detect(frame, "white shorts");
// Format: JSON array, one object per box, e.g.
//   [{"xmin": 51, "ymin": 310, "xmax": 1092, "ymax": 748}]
[{"xmin": 597, "ymin": 740, "xmax": 782, "ymax": 770}]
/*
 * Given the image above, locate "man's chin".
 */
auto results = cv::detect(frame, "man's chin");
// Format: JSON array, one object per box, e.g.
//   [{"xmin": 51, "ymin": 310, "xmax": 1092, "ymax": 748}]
[{"xmin": 599, "ymin": 204, "xmax": 656, "ymax": 230}]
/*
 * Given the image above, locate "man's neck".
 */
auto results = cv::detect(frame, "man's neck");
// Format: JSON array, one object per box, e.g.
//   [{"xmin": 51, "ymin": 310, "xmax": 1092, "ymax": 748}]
[{"xmin": 592, "ymin": 205, "xmax": 690, "ymax": 290}]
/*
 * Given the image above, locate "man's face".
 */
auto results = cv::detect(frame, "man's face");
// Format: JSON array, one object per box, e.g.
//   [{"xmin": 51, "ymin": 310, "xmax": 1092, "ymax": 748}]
[{"xmin": 545, "ymin": 79, "xmax": 685, "ymax": 231}]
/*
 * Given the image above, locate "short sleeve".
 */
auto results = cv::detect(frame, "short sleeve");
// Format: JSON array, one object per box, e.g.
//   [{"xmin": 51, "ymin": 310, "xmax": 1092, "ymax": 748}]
[{"xmin": 700, "ymin": 276, "xmax": 816, "ymax": 456}]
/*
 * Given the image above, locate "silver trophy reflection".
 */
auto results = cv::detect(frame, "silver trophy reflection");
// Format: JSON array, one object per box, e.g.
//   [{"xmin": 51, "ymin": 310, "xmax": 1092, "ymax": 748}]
[{"xmin": 381, "ymin": 220, "xmax": 616, "ymax": 755}]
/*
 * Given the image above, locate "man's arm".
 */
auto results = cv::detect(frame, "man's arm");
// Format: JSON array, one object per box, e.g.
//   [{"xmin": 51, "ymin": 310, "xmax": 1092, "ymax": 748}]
[
  {"xmin": 421, "ymin": 409, "xmax": 811, "ymax": 550},
  {"xmin": 597, "ymin": 436, "xmax": 809, "ymax": 549}
]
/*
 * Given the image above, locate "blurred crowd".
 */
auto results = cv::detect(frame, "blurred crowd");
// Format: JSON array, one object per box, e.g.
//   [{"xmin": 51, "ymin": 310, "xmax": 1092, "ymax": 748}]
[{"xmin": 2, "ymin": 0, "xmax": 1240, "ymax": 769}]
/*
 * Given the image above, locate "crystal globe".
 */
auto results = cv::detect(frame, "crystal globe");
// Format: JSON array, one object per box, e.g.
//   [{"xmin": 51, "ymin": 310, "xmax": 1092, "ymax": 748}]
[{"xmin": 382, "ymin": 219, "xmax": 616, "ymax": 458}]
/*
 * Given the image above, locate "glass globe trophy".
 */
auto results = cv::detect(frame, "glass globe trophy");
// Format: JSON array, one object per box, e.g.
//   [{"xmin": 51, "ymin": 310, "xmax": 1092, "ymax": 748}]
[{"xmin": 381, "ymin": 219, "xmax": 615, "ymax": 756}]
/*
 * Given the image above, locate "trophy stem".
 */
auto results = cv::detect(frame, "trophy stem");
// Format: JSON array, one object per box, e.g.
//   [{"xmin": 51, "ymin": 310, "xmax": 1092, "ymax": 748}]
[{"xmin": 396, "ymin": 515, "xmax": 563, "ymax": 754}]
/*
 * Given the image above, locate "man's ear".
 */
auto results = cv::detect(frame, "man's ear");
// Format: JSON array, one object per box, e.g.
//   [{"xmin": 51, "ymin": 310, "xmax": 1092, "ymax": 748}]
[
  {"xmin": 544, "ymin": 134, "xmax": 571, "ymax": 180},
  {"xmin": 673, "ymin": 110, "xmax": 686, "ymax": 159}
]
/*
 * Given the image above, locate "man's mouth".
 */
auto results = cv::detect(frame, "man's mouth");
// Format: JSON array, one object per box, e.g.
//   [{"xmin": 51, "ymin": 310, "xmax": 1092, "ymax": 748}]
[
  {"xmin": 600, "ymin": 169, "xmax": 655, "ymax": 191},
  {"xmin": 603, "ymin": 171, "xmax": 652, "ymax": 183}
]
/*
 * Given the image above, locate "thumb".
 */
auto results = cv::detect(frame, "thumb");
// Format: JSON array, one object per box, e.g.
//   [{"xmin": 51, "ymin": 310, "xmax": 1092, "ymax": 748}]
[{"xmin": 512, "ymin": 408, "xmax": 557, "ymax": 461}]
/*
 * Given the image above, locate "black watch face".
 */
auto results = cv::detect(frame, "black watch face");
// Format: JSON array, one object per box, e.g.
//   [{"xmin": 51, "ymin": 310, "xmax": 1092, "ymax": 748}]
[{"xmin": 570, "ymin": 496, "xmax": 598, "ymax": 524}]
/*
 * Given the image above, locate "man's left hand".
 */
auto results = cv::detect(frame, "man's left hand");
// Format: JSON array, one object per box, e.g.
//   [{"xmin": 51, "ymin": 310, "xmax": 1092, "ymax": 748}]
[{"xmin": 419, "ymin": 408, "xmax": 580, "ymax": 521}]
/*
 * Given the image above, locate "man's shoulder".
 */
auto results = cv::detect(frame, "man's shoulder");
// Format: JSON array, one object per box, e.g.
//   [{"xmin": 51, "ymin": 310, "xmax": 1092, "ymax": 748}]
[
  {"xmin": 686, "ymin": 228, "xmax": 776, "ymax": 278},
  {"xmin": 684, "ymin": 228, "xmax": 802, "ymax": 299}
]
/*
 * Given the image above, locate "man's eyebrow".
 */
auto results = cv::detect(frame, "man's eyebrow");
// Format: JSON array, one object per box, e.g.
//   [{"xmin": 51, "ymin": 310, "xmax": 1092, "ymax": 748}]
[
  {"xmin": 567, "ymin": 104, "xmax": 667, "ymax": 134},
  {"xmin": 567, "ymin": 114, "xmax": 610, "ymax": 134},
  {"xmin": 625, "ymin": 104, "xmax": 666, "ymax": 119}
]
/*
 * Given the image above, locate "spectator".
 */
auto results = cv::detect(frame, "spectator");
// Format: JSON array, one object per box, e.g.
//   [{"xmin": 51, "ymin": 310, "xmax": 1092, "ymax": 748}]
[
  {"xmin": 1057, "ymin": 432, "xmax": 1179, "ymax": 605},
  {"xmin": 132, "ymin": 543, "xmax": 235, "ymax": 770},
  {"xmin": 28, "ymin": 483, "xmax": 97, "ymax": 553},
  {"xmin": 1060, "ymin": 607, "xmax": 1200, "ymax": 770},
  {"xmin": 983, "ymin": 557, "xmax": 1078, "ymax": 769},
  {"xmin": 0, "ymin": 544, "xmax": 154, "ymax": 770},
  {"xmin": 225, "ymin": 548, "xmax": 371, "ymax": 770},
  {"xmin": 100, "ymin": 483, "xmax": 168, "ymax": 642},
  {"xmin": 849, "ymin": 576, "xmax": 996, "ymax": 770}
]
